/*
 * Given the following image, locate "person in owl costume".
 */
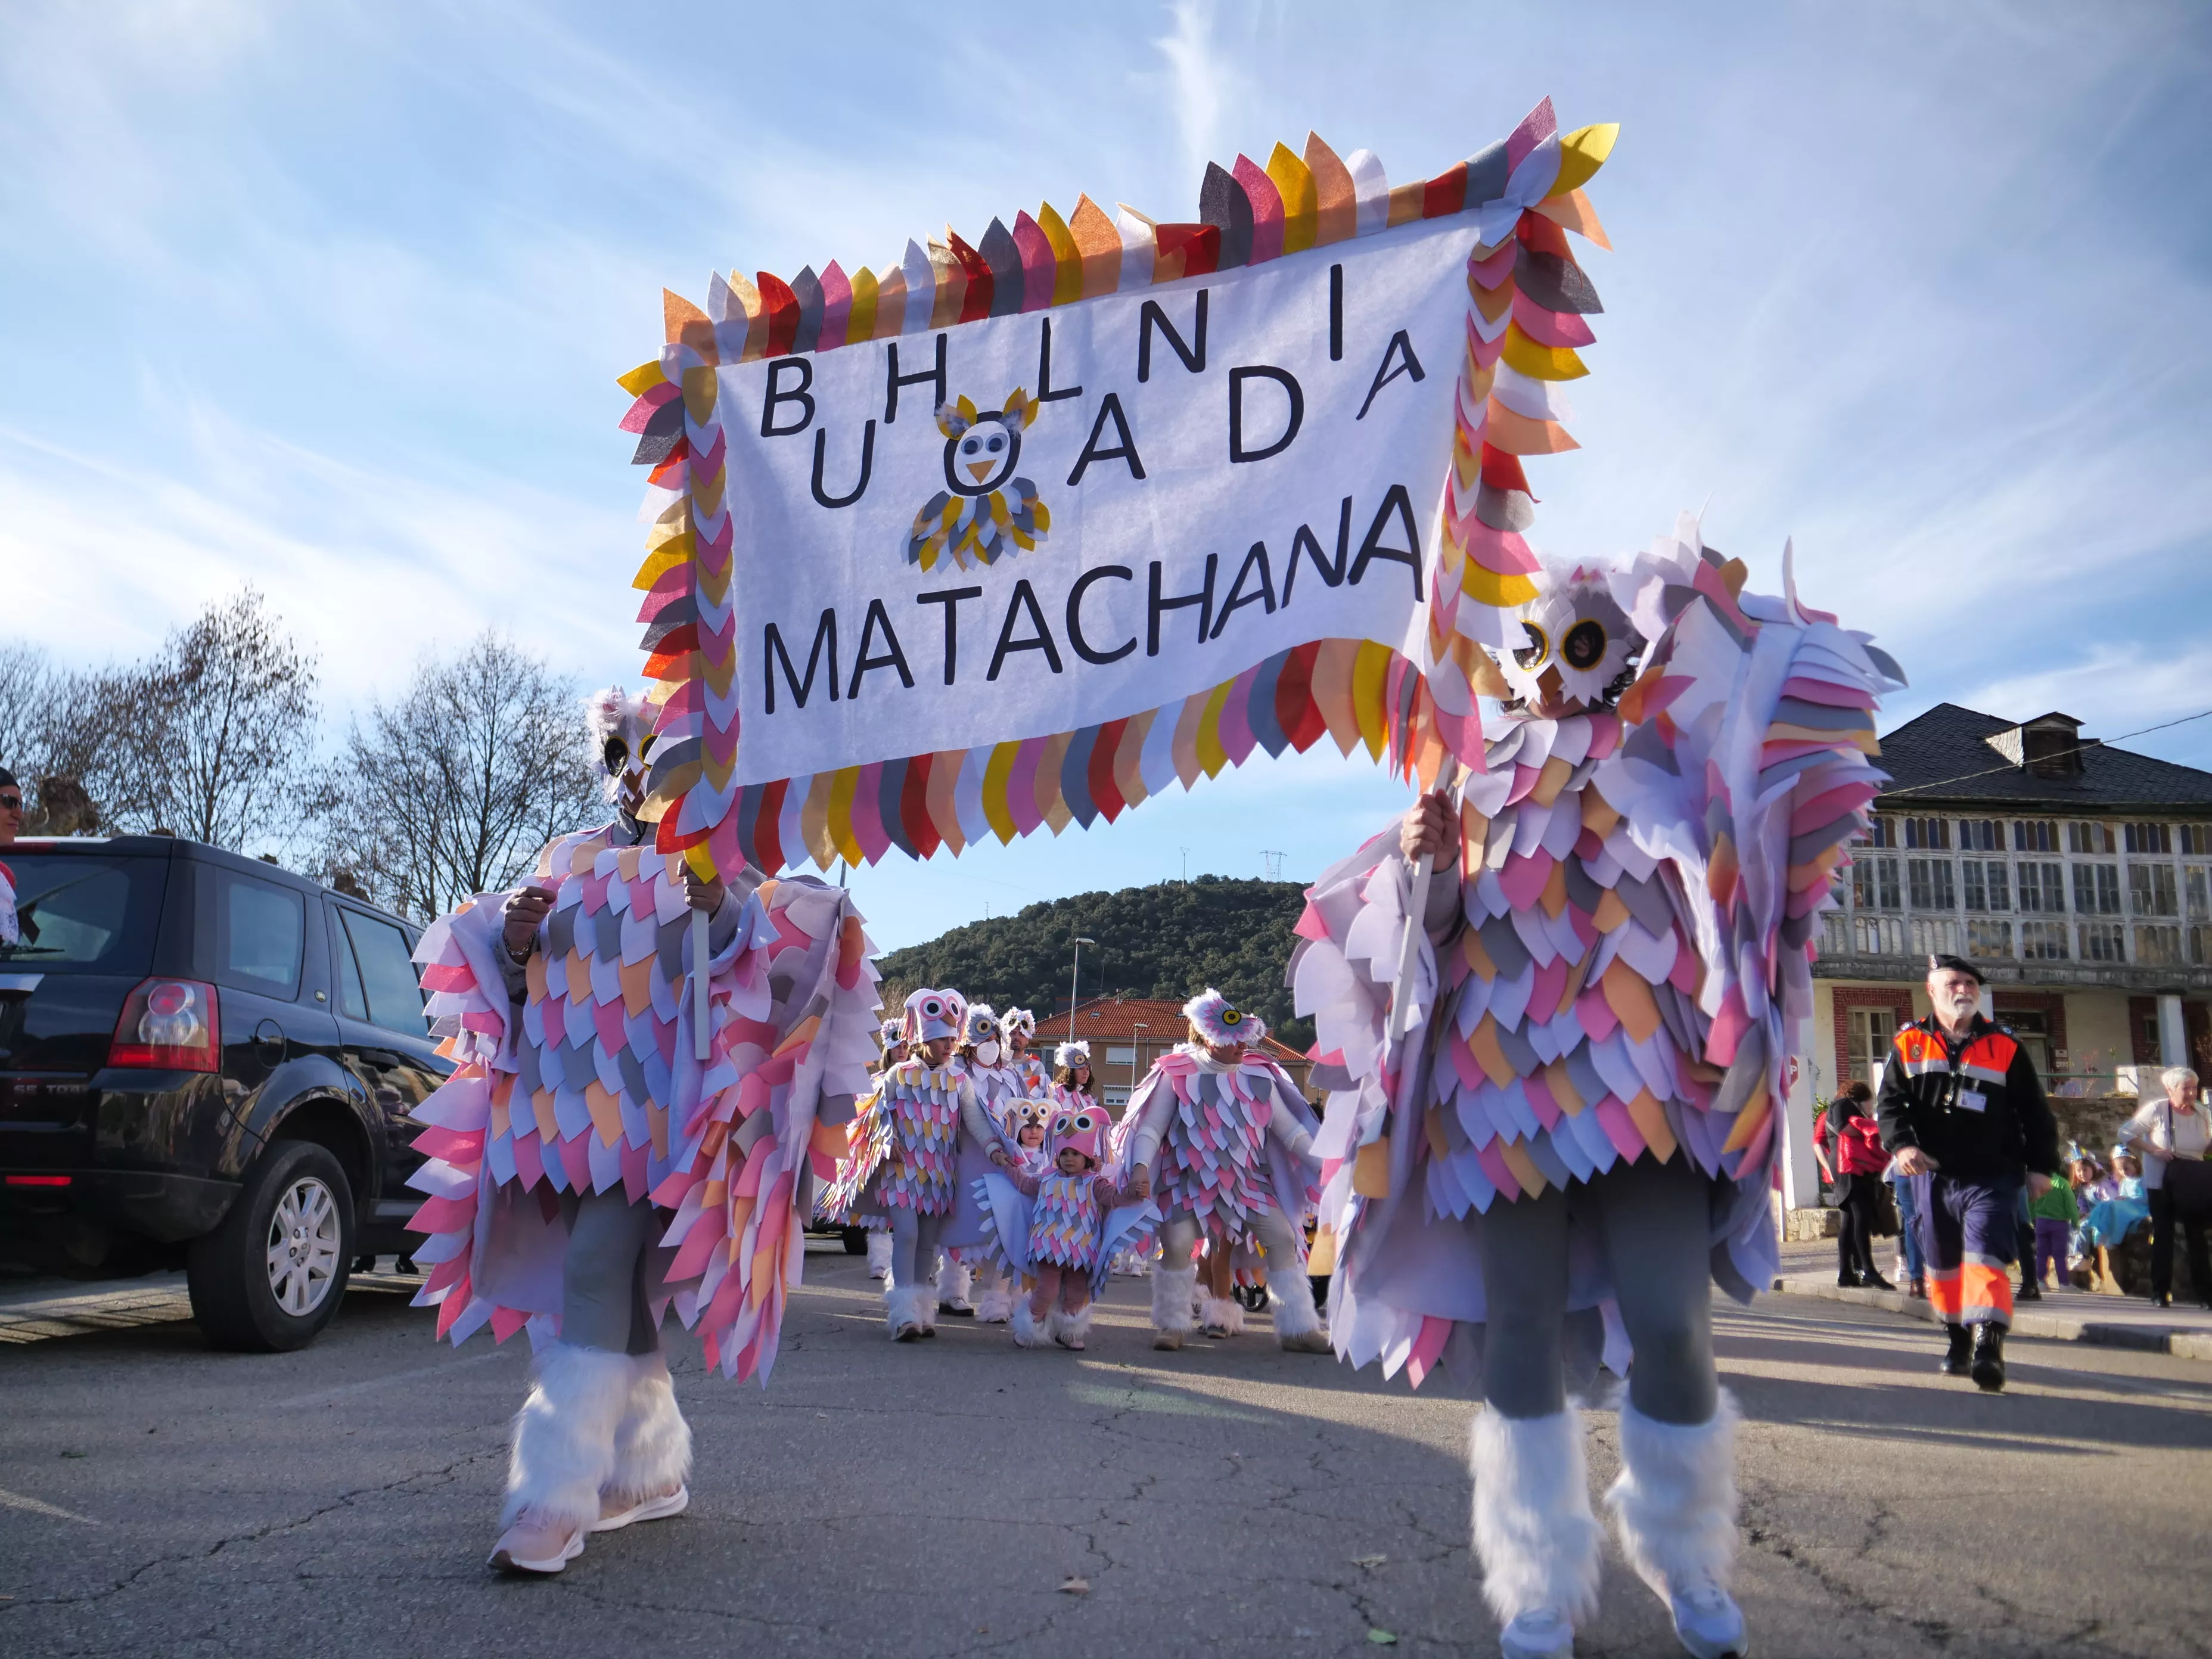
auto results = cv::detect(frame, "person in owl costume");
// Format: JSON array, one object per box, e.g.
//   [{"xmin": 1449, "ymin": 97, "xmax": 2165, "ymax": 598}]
[
  {"xmin": 822, "ymin": 988, "xmax": 1008, "ymax": 1340},
  {"xmin": 937, "ymin": 1001, "xmax": 1010, "ymax": 1315},
  {"xmin": 1293, "ymin": 529, "xmax": 1899, "ymax": 1658},
  {"xmin": 1051, "ymin": 1040, "xmax": 1101, "ymax": 1109},
  {"xmin": 1112, "ymin": 989, "xmax": 1328, "ymax": 1353},
  {"xmin": 860, "ymin": 1018, "xmax": 904, "ymax": 1281},
  {"xmin": 405, "ymin": 686, "xmax": 880, "ymax": 1575},
  {"xmin": 999, "ymin": 1006, "xmax": 1052, "ymax": 1097}
]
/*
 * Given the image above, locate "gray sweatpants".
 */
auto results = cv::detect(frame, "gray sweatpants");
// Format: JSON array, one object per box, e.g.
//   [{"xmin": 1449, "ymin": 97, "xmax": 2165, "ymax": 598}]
[
  {"xmin": 1156, "ymin": 1204, "xmax": 1304, "ymax": 1285},
  {"xmin": 1477, "ymin": 1153, "xmax": 1719, "ymax": 1426},
  {"xmin": 561, "ymin": 1188, "xmax": 664, "ymax": 1357},
  {"xmin": 886, "ymin": 1207, "xmax": 949, "ymax": 1294}
]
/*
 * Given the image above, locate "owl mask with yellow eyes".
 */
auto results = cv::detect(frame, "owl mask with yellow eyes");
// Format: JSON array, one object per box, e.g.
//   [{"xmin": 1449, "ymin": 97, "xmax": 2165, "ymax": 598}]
[
  {"xmin": 904, "ymin": 390, "xmax": 1051, "ymax": 572},
  {"xmin": 1490, "ymin": 560, "xmax": 1641, "ymax": 710}
]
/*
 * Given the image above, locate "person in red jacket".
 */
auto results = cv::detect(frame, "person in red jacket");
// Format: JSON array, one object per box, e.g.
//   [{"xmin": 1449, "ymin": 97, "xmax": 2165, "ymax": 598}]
[{"xmin": 1815, "ymin": 1080, "xmax": 1894, "ymax": 1289}]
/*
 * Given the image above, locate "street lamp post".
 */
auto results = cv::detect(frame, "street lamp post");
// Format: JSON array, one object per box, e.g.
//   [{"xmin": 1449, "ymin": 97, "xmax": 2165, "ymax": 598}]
[
  {"xmin": 1130, "ymin": 1022, "xmax": 1147, "ymax": 1098},
  {"xmin": 1067, "ymin": 937, "xmax": 1096, "ymax": 1040}
]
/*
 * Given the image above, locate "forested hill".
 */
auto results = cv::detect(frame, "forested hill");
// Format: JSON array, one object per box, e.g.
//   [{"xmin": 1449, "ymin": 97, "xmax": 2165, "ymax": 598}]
[{"xmin": 874, "ymin": 876, "xmax": 1314, "ymax": 1049}]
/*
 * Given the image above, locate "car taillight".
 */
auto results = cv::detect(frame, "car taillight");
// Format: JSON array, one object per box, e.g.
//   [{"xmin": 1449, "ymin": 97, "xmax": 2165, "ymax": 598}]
[{"xmin": 108, "ymin": 978, "xmax": 222, "ymax": 1071}]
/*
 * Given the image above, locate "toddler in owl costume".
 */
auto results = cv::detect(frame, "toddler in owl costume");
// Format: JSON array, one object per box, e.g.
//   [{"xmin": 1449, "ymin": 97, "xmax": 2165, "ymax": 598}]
[
  {"xmin": 993, "ymin": 1104, "xmax": 1138, "ymax": 1350},
  {"xmin": 1295, "ymin": 530, "xmax": 1896, "ymax": 1658},
  {"xmin": 940, "ymin": 1002, "xmax": 1012, "ymax": 1315},
  {"xmin": 1113, "ymin": 990, "xmax": 1329, "ymax": 1353},
  {"xmin": 824, "ymin": 988, "xmax": 1006, "ymax": 1341}
]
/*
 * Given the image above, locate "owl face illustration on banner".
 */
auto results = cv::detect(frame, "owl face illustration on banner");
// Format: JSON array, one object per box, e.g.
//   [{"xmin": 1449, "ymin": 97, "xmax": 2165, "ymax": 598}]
[{"xmin": 905, "ymin": 390, "xmax": 1051, "ymax": 571}]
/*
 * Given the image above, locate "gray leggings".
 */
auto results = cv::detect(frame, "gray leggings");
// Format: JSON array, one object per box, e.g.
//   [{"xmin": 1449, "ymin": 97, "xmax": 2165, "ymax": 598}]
[
  {"xmin": 562, "ymin": 1188, "xmax": 664, "ymax": 1357},
  {"xmin": 1478, "ymin": 1154, "xmax": 1718, "ymax": 1426},
  {"xmin": 1157, "ymin": 1203, "xmax": 1303, "ymax": 1285},
  {"xmin": 887, "ymin": 1207, "xmax": 948, "ymax": 1293}
]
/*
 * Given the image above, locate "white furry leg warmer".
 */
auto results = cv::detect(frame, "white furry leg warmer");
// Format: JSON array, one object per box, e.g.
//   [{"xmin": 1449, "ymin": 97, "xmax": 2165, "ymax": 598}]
[
  {"xmin": 604, "ymin": 1354, "xmax": 692, "ymax": 1509},
  {"xmin": 1150, "ymin": 1263, "xmax": 1199, "ymax": 1333},
  {"xmin": 865, "ymin": 1231, "xmax": 893, "ymax": 1278},
  {"xmin": 1605, "ymin": 1390, "xmax": 1740, "ymax": 1601},
  {"xmin": 935, "ymin": 1254, "xmax": 971, "ymax": 1307},
  {"xmin": 1267, "ymin": 1271, "xmax": 1323, "ymax": 1338},
  {"xmin": 501, "ymin": 1342, "xmax": 634, "ymax": 1533},
  {"xmin": 975, "ymin": 1265, "xmax": 1015, "ymax": 1324},
  {"xmin": 884, "ymin": 1281, "xmax": 931, "ymax": 1338},
  {"xmin": 1469, "ymin": 1408, "xmax": 1602, "ymax": 1627},
  {"xmin": 1011, "ymin": 1296, "xmax": 1042, "ymax": 1348},
  {"xmin": 1049, "ymin": 1302, "xmax": 1093, "ymax": 1347},
  {"xmin": 1198, "ymin": 1294, "xmax": 1247, "ymax": 1335}
]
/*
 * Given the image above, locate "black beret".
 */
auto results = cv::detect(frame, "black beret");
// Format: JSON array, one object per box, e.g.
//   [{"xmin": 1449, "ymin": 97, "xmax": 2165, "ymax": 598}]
[{"xmin": 1927, "ymin": 952, "xmax": 1984, "ymax": 985}]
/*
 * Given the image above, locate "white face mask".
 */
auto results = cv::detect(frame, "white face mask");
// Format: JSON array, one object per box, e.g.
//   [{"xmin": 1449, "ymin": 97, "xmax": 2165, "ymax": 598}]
[{"xmin": 973, "ymin": 1040, "xmax": 1002, "ymax": 1067}]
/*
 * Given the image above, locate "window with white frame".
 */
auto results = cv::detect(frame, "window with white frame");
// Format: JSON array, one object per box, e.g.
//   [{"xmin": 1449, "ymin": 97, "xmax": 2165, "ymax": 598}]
[
  {"xmin": 2124, "ymin": 822, "xmax": 2174, "ymax": 856},
  {"xmin": 1902, "ymin": 816, "xmax": 1951, "ymax": 850},
  {"xmin": 2191, "ymin": 924, "xmax": 2212, "ymax": 967},
  {"xmin": 1911, "ymin": 917, "xmax": 1962, "ymax": 956},
  {"xmin": 2070, "ymin": 821, "xmax": 2117, "ymax": 855},
  {"xmin": 2135, "ymin": 924, "xmax": 2184, "ymax": 966},
  {"xmin": 2073, "ymin": 862, "xmax": 2121, "ymax": 915},
  {"xmin": 1865, "ymin": 816, "xmax": 1897, "ymax": 849},
  {"xmin": 1853, "ymin": 915, "xmax": 1906, "ymax": 956},
  {"xmin": 1962, "ymin": 860, "xmax": 2011, "ymax": 912},
  {"xmin": 2014, "ymin": 819, "xmax": 2059, "ymax": 853},
  {"xmin": 2020, "ymin": 920, "xmax": 2069, "ymax": 961},
  {"xmin": 2182, "ymin": 825, "xmax": 2212, "ymax": 856},
  {"xmin": 2079, "ymin": 919, "xmax": 2126, "ymax": 962},
  {"xmin": 1852, "ymin": 855, "xmax": 1900, "ymax": 911},
  {"xmin": 2188, "ymin": 866, "xmax": 2212, "ymax": 921},
  {"xmin": 1845, "ymin": 1006, "xmax": 1899, "ymax": 1088},
  {"xmin": 1907, "ymin": 858, "xmax": 1956, "ymax": 911},
  {"xmin": 2130, "ymin": 863, "xmax": 2179, "ymax": 917},
  {"xmin": 1819, "ymin": 912, "xmax": 1849, "ymax": 955},
  {"xmin": 1966, "ymin": 919, "xmax": 2014, "ymax": 958},
  {"xmin": 2016, "ymin": 860, "xmax": 2065, "ymax": 912},
  {"xmin": 1958, "ymin": 818, "xmax": 2003, "ymax": 852}
]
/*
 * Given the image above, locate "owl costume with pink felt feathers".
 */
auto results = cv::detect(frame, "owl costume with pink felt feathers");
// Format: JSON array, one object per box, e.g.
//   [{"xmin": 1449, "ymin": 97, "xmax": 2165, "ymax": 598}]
[
  {"xmin": 1293, "ymin": 530, "xmax": 1899, "ymax": 1658},
  {"xmin": 404, "ymin": 686, "xmax": 880, "ymax": 1575}
]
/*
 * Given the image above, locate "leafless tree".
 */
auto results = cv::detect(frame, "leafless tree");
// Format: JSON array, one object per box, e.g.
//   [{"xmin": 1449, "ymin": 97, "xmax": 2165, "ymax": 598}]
[
  {"xmin": 0, "ymin": 644, "xmax": 163, "ymax": 834},
  {"xmin": 99, "ymin": 590, "xmax": 320, "ymax": 852},
  {"xmin": 313, "ymin": 633, "xmax": 600, "ymax": 922}
]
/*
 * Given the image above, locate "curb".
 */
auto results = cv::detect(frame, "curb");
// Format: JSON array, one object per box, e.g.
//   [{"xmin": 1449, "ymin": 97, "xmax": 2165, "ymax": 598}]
[{"xmin": 1769, "ymin": 1275, "xmax": 2212, "ymax": 1364}]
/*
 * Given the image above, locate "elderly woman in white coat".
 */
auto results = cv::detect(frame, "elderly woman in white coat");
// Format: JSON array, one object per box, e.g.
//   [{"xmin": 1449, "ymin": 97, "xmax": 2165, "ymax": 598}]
[{"xmin": 2120, "ymin": 1066, "xmax": 2212, "ymax": 1308}]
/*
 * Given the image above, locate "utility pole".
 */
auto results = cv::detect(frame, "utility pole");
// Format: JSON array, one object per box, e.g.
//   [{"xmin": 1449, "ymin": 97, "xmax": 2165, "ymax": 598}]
[
  {"xmin": 1068, "ymin": 937, "xmax": 1096, "ymax": 1039},
  {"xmin": 1260, "ymin": 849, "xmax": 1286, "ymax": 881},
  {"xmin": 1180, "ymin": 846, "xmax": 1191, "ymax": 883}
]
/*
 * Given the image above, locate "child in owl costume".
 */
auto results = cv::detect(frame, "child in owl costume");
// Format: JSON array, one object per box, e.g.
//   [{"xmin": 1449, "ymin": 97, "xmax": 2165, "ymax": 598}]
[
  {"xmin": 861, "ymin": 1019, "xmax": 903, "ymax": 1281},
  {"xmin": 405, "ymin": 687, "xmax": 880, "ymax": 1575},
  {"xmin": 823, "ymin": 988, "xmax": 1009, "ymax": 1340},
  {"xmin": 1112, "ymin": 989, "xmax": 1328, "ymax": 1353},
  {"xmin": 1051, "ymin": 1039, "xmax": 1102, "ymax": 1108},
  {"xmin": 1293, "ymin": 530, "xmax": 1897, "ymax": 1658},
  {"xmin": 937, "ymin": 1001, "xmax": 1011, "ymax": 1316}
]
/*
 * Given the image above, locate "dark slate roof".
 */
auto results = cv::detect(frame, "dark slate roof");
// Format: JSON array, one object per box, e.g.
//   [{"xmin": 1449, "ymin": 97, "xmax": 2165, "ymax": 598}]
[{"xmin": 1876, "ymin": 703, "xmax": 2212, "ymax": 812}]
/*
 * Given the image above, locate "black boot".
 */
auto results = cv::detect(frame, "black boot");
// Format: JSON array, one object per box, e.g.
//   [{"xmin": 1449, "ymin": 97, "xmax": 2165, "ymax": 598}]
[
  {"xmin": 2017, "ymin": 1276, "xmax": 2042, "ymax": 1302},
  {"xmin": 1970, "ymin": 1324, "xmax": 2006, "ymax": 1392},
  {"xmin": 1940, "ymin": 1324, "xmax": 1972, "ymax": 1376},
  {"xmin": 1862, "ymin": 1267, "xmax": 1895, "ymax": 1291}
]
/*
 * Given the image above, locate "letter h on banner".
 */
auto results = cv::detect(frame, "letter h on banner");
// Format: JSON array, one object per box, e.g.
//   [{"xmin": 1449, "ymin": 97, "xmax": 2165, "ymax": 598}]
[{"xmin": 1148, "ymin": 555, "xmax": 1217, "ymax": 656}]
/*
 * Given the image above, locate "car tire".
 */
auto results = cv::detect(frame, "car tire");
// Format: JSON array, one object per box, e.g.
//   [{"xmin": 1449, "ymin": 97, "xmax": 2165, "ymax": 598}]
[
  {"xmin": 841, "ymin": 1226, "xmax": 869, "ymax": 1256},
  {"xmin": 187, "ymin": 1141, "xmax": 356, "ymax": 1353}
]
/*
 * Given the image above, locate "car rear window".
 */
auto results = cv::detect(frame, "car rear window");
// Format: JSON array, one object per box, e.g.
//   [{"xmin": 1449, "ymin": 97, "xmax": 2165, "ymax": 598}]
[
  {"xmin": 0, "ymin": 852, "xmax": 163, "ymax": 973},
  {"xmin": 210, "ymin": 868, "xmax": 305, "ymax": 997}
]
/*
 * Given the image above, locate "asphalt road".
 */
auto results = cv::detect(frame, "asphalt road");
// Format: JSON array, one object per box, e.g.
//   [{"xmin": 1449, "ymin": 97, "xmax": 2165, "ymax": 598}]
[{"xmin": 1, "ymin": 1253, "xmax": 2207, "ymax": 1659}]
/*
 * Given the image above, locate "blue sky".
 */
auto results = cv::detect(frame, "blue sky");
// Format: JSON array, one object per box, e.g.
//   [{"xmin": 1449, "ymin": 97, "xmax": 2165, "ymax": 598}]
[{"xmin": 5, "ymin": 2, "xmax": 2210, "ymax": 952}]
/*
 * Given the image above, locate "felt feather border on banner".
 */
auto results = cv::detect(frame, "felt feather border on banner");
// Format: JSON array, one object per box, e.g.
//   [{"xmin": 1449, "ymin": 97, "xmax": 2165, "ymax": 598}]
[{"xmin": 620, "ymin": 98, "xmax": 1617, "ymax": 875}]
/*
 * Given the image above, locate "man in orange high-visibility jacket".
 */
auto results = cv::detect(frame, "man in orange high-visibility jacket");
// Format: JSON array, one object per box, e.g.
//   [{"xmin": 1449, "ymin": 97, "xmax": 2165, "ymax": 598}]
[{"xmin": 1877, "ymin": 955, "xmax": 2060, "ymax": 1392}]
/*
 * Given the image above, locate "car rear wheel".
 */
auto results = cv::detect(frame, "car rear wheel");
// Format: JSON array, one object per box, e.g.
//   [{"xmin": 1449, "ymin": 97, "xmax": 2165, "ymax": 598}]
[
  {"xmin": 841, "ymin": 1227, "xmax": 869, "ymax": 1256},
  {"xmin": 187, "ymin": 1141, "xmax": 356, "ymax": 1352}
]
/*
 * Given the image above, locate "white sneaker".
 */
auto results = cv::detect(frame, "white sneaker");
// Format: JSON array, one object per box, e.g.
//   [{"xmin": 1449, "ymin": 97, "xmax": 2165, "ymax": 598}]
[
  {"xmin": 592, "ymin": 1484, "xmax": 689, "ymax": 1533},
  {"xmin": 1500, "ymin": 1607, "xmax": 1576, "ymax": 1658},
  {"xmin": 1669, "ymin": 1582, "xmax": 1748, "ymax": 1658}
]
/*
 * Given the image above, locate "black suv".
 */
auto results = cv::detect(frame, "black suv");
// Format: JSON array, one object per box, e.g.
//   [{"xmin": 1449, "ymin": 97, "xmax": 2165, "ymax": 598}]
[{"xmin": 0, "ymin": 836, "xmax": 449, "ymax": 1350}]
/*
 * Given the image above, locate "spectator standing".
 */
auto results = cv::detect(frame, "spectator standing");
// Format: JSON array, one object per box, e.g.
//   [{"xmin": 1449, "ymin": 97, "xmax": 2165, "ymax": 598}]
[
  {"xmin": 0, "ymin": 767, "xmax": 21, "ymax": 946},
  {"xmin": 2120, "ymin": 1067, "xmax": 2212, "ymax": 1309},
  {"xmin": 1877, "ymin": 955, "xmax": 2060, "ymax": 1392},
  {"xmin": 1889, "ymin": 1153, "xmax": 1928, "ymax": 1299},
  {"xmin": 1815, "ymin": 1081, "xmax": 1894, "ymax": 1289}
]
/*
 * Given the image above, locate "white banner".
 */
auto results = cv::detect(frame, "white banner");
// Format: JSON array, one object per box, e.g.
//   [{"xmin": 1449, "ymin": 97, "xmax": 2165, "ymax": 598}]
[{"xmin": 719, "ymin": 216, "xmax": 1476, "ymax": 787}]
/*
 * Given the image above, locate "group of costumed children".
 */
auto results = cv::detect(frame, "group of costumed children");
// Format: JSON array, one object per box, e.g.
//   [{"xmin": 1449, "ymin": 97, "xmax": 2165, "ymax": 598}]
[
  {"xmin": 822, "ymin": 988, "xmax": 1328, "ymax": 1356},
  {"xmin": 398, "ymin": 512, "xmax": 1890, "ymax": 1659}
]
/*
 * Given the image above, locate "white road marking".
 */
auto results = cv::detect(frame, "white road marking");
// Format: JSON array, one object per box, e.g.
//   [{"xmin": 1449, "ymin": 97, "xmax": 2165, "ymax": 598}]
[
  {"xmin": 272, "ymin": 1345, "xmax": 517, "ymax": 1409},
  {"xmin": 0, "ymin": 1487, "xmax": 100, "ymax": 1526}
]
